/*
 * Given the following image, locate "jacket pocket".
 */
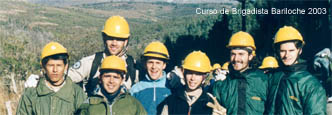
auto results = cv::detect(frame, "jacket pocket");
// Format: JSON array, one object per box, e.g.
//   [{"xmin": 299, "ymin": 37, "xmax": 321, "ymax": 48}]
[{"xmin": 249, "ymin": 96, "xmax": 264, "ymax": 113}]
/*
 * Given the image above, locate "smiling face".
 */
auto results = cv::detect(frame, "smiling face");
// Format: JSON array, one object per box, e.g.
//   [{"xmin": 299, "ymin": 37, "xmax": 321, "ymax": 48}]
[
  {"xmin": 100, "ymin": 72, "xmax": 123, "ymax": 94},
  {"xmin": 105, "ymin": 37, "xmax": 128, "ymax": 55},
  {"xmin": 230, "ymin": 49, "xmax": 253, "ymax": 72},
  {"xmin": 184, "ymin": 70, "xmax": 206, "ymax": 92},
  {"xmin": 146, "ymin": 58, "xmax": 166, "ymax": 80},
  {"xmin": 44, "ymin": 59, "xmax": 68, "ymax": 86},
  {"xmin": 279, "ymin": 42, "xmax": 302, "ymax": 66}
]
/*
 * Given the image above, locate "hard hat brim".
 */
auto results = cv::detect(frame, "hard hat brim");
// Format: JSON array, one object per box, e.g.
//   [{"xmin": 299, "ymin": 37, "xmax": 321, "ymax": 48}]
[{"xmin": 102, "ymin": 31, "xmax": 130, "ymax": 39}]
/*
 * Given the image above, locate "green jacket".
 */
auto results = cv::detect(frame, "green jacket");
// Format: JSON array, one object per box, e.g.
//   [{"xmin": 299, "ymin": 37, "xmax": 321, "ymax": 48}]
[
  {"xmin": 78, "ymin": 89, "xmax": 147, "ymax": 115},
  {"xmin": 212, "ymin": 68, "xmax": 268, "ymax": 115},
  {"xmin": 16, "ymin": 77, "xmax": 87, "ymax": 115},
  {"xmin": 266, "ymin": 61, "xmax": 326, "ymax": 114}
]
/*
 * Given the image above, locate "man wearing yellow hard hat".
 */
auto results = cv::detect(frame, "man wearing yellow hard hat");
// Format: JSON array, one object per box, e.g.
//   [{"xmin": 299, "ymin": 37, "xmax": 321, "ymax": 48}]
[
  {"xmin": 17, "ymin": 42, "xmax": 87, "ymax": 115},
  {"xmin": 213, "ymin": 62, "xmax": 230, "ymax": 81},
  {"xmin": 71, "ymin": 16, "xmax": 139, "ymax": 96},
  {"xmin": 221, "ymin": 61, "xmax": 229, "ymax": 71},
  {"xmin": 130, "ymin": 41, "xmax": 172, "ymax": 115},
  {"xmin": 158, "ymin": 51, "xmax": 226, "ymax": 115},
  {"xmin": 78, "ymin": 56, "xmax": 146, "ymax": 114},
  {"xmin": 212, "ymin": 63, "xmax": 222, "ymax": 76},
  {"xmin": 212, "ymin": 31, "xmax": 268, "ymax": 114},
  {"xmin": 259, "ymin": 56, "xmax": 279, "ymax": 74},
  {"xmin": 25, "ymin": 16, "xmax": 139, "ymax": 96},
  {"xmin": 266, "ymin": 26, "xmax": 326, "ymax": 114}
]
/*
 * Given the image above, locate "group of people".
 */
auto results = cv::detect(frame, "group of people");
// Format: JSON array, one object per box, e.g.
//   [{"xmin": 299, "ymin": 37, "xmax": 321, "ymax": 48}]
[{"xmin": 16, "ymin": 15, "xmax": 329, "ymax": 115}]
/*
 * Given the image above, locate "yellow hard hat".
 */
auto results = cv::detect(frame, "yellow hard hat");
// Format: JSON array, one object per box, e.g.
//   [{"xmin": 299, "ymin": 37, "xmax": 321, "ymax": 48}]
[
  {"xmin": 143, "ymin": 41, "xmax": 169, "ymax": 60},
  {"xmin": 259, "ymin": 56, "xmax": 279, "ymax": 69},
  {"xmin": 221, "ymin": 62, "xmax": 230, "ymax": 70},
  {"xmin": 213, "ymin": 63, "xmax": 221, "ymax": 70},
  {"xmin": 100, "ymin": 56, "xmax": 127, "ymax": 73},
  {"xmin": 41, "ymin": 42, "xmax": 68, "ymax": 61},
  {"xmin": 102, "ymin": 16, "xmax": 130, "ymax": 39},
  {"xmin": 252, "ymin": 50, "xmax": 256, "ymax": 56},
  {"xmin": 274, "ymin": 26, "xmax": 304, "ymax": 44},
  {"xmin": 227, "ymin": 31, "xmax": 256, "ymax": 50},
  {"xmin": 182, "ymin": 51, "xmax": 212, "ymax": 73}
]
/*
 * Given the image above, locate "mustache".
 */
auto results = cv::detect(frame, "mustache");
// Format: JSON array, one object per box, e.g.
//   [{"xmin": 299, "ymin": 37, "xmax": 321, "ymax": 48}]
[
  {"xmin": 282, "ymin": 57, "xmax": 289, "ymax": 60},
  {"xmin": 231, "ymin": 61, "xmax": 242, "ymax": 64}
]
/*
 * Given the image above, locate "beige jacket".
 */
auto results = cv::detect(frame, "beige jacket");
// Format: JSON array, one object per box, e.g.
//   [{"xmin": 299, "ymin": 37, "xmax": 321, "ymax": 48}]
[{"xmin": 68, "ymin": 52, "xmax": 137, "ymax": 90}]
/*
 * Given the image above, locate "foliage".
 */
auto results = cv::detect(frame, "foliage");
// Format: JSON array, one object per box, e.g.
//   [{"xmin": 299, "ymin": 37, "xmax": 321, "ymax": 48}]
[{"xmin": 0, "ymin": 0, "xmax": 330, "ymax": 114}]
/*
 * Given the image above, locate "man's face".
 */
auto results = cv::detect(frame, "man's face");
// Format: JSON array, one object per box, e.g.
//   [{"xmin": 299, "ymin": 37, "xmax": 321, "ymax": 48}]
[
  {"xmin": 105, "ymin": 37, "xmax": 128, "ymax": 55},
  {"xmin": 230, "ymin": 49, "xmax": 253, "ymax": 72},
  {"xmin": 45, "ymin": 59, "xmax": 67, "ymax": 86},
  {"xmin": 185, "ymin": 70, "xmax": 206, "ymax": 91},
  {"xmin": 100, "ymin": 72, "xmax": 123, "ymax": 94},
  {"xmin": 146, "ymin": 58, "xmax": 166, "ymax": 80},
  {"xmin": 279, "ymin": 42, "xmax": 301, "ymax": 66}
]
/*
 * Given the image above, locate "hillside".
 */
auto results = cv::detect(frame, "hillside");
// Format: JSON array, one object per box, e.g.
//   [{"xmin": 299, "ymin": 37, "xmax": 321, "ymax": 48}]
[
  {"xmin": 0, "ymin": 0, "xmax": 224, "ymax": 73},
  {"xmin": 1, "ymin": 0, "xmax": 330, "ymax": 114},
  {"xmin": 0, "ymin": 1, "xmax": 224, "ymax": 114}
]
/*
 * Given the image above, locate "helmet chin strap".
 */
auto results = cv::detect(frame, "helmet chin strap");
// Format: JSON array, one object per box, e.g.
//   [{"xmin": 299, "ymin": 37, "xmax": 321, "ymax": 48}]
[
  {"xmin": 117, "ymin": 44, "xmax": 128, "ymax": 57},
  {"xmin": 104, "ymin": 38, "xmax": 129, "ymax": 57},
  {"xmin": 184, "ymin": 72, "xmax": 208, "ymax": 91},
  {"xmin": 278, "ymin": 49, "xmax": 301, "ymax": 67},
  {"xmin": 44, "ymin": 74, "xmax": 66, "ymax": 87},
  {"xmin": 43, "ymin": 61, "xmax": 69, "ymax": 87},
  {"xmin": 290, "ymin": 51, "xmax": 301, "ymax": 66}
]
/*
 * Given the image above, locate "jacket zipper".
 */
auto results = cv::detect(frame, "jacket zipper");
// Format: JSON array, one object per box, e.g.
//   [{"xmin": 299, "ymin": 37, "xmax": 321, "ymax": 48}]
[
  {"xmin": 109, "ymin": 95, "xmax": 119, "ymax": 115},
  {"xmin": 188, "ymin": 106, "xmax": 192, "ymax": 115},
  {"xmin": 110, "ymin": 104, "xmax": 113, "ymax": 115},
  {"xmin": 154, "ymin": 81, "xmax": 156, "ymax": 102}
]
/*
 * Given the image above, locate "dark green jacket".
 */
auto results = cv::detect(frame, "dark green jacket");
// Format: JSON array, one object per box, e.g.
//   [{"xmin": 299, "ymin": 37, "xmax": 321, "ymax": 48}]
[
  {"xmin": 78, "ymin": 90, "xmax": 147, "ymax": 115},
  {"xmin": 266, "ymin": 61, "xmax": 326, "ymax": 114},
  {"xmin": 16, "ymin": 77, "xmax": 87, "ymax": 115},
  {"xmin": 212, "ymin": 68, "xmax": 268, "ymax": 115}
]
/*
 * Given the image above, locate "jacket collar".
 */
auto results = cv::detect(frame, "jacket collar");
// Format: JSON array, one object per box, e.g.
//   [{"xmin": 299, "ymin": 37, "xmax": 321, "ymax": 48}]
[
  {"xmin": 228, "ymin": 65, "xmax": 255, "ymax": 80},
  {"xmin": 175, "ymin": 86, "xmax": 210, "ymax": 103},
  {"xmin": 281, "ymin": 59, "xmax": 308, "ymax": 72},
  {"xmin": 278, "ymin": 59, "xmax": 309, "ymax": 79},
  {"xmin": 90, "ymin": 85, "xmax": 128, "ymax": 105},
  {"xmin": 36, "ymin": 77, "xmax": 74, "ymax": 103}
]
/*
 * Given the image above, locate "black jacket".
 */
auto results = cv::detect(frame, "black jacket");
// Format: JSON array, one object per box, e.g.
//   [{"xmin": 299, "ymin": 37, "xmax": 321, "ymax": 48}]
[{"xmin": 157, "ymin": 86, "xmax": 213, "ymax": 115}]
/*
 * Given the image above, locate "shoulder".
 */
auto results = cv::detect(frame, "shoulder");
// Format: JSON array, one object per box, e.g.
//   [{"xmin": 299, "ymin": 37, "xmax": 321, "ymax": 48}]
[
  {"xmin": 71, "ymin": 53, "xmax": 98, "ymax": 70},
  {"xmin": 161, "ymin": 93, "xmax": 177, "ymax": 103},
  {"xmin": 248, "ymin": 69, "xmax": 267, "ymax": 77},
  {"xmin": 116, "ymin": 93, "xmax": 141, "ymax": 105},
  {"xmin": 21, "ymin": 87, "xmax": 37, "ymax": 98},
  {"xmin": 213, "ymin": 78, "xmax": 231, "ymax": 90},
  {"xmin": 72, "ymin": 82, "xmax": 86, "ymax": 94},
  {"xmin": 67, "ymin": 78, "xmax": 83, "ymax": 90},
  {"xmin": 124, "ymin": 94, "xmax": 139, "ymax": 101},
  {"xmin": 297, "ymin": 71, "xmax": 322, "ymax": 86},
  {"xmin": 295, "ymin": 70, "xmax": 314, "ymax": 78},
  {"xmin": 213, "ymin": 80, "xmax": 226, "ymax": 86},
  {"xmin": 78, "ymin": 95, "xmax": 106, "ymax": 114},
  {"xmin": 130, "ymin": 81, "xmax": 152, "ymax": 93},
  {"xmin": 18, "ymin": 87, "xmax": 38, "ymax": 106},
  {"xmin": 88, "ymin": 95, "xmax": 105, "ymax": 105},
  {"xmin": 247, "ymin": 69, "xmax": 268, "ymax": 81},
  {"xmin": 65, "ymin": 79, "xmax": 86, "ymax": 98},
  {"xmin": 81, "ymin": 54, "xmax": 98, "ymax": 62},
  {"xmin": 126, "ymin": 55, "xmax": 136, "ymax": 62},
  {"xmin": 200, "ymin": 91, "xmax": 213, "ymax": 101}
]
